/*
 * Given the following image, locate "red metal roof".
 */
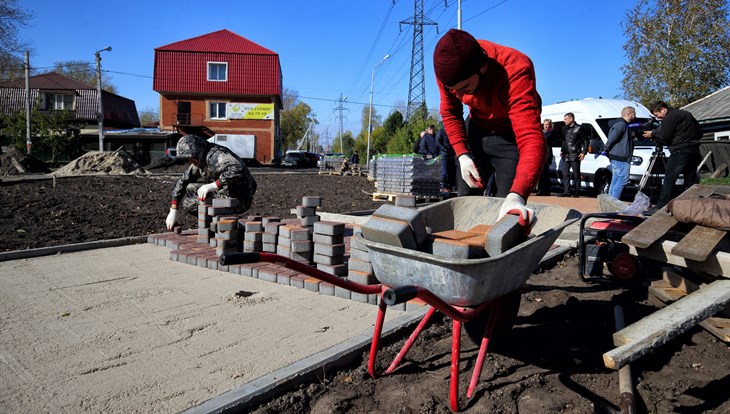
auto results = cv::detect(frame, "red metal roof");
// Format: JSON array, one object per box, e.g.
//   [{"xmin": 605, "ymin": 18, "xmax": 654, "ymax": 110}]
[
  {"xmin": 153, "ymin": 30, "xmax": 281, "ymax": 97},
  {"xmin": 155, "ymin": 29, "xmax": 277, "ymax": 55}
]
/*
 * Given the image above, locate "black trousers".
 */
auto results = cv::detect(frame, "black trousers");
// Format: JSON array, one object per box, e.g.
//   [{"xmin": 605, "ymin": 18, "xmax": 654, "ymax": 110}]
[
  {"xmin": 456, "ymin": 120, "xmax": 519, "ymax": 198},
  {"xmin": 560, "ymin": 159, "xmax": 581, "ymax": 195},
  {"xmin": 657, "ymin": 148, "xmax": 701, "ymax": 209}
]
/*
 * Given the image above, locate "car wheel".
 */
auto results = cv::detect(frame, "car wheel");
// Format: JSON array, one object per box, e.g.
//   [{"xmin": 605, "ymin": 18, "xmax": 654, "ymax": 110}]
[{"xmin": 593, "ymin": 172, "xmax": 611, "ymax": 195}]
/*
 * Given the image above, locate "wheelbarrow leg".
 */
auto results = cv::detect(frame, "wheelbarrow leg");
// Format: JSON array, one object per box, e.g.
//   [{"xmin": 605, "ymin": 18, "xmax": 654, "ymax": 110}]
[
  {"xmin": 368, "ymin": 298, "xmax": 389, "ymax": 378},
  {"xmin": 450, "ymin": 319, "xmax": 462, "ymax": 412},
  {"xmin": 467, "ymin": 303, "xmax": 499, "ymax": 398},
  {"xmin": 385, "ymin": 306, "xmax": 437, "ymax": 374}
]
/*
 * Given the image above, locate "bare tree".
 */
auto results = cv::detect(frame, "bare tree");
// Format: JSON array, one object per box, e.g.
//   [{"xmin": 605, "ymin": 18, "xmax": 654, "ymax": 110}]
[
  {"xmin": 50, "ymin": 60, "xmax": 118, "ymax": 94},
  {"xmin": 0, "ymin": 0, "xmax": 34, "ymax": 80},
  {"xmin": 621, "ymin": 0, "xmax": 730, "ymax": 106}
]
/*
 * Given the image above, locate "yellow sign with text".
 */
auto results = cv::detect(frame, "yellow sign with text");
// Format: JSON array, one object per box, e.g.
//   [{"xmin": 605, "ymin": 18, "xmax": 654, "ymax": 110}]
[{"xmin": 227, "ymin": 103, "xmax": 275, "ymax": 120}]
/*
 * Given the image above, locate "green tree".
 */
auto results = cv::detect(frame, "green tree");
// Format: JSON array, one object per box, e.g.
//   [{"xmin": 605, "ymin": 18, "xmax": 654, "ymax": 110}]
[
  {"xmin": 332, "ymin": 131, "xmax": 354, "ymax": 155},
  {"xmin": 621, "ymin": 0, "xmax": 730, "ymax": 106},
  {"xmin": 0, "ymin": 104, "xmax": 82, "ymax": 162},
  {"xmin": 280, "ymin": 101, "xmax": 313, "ymax": 151},
  {"xmin": 353, "ymin": 104, "xmax": 383, "ymax": 160},
  {"xmin": 0, "ymin": 0, "xmax": 33, "ymax": 81},
  {"xmin": 50, "ymin": 60, "xmax": 118, "ymax": 93}
]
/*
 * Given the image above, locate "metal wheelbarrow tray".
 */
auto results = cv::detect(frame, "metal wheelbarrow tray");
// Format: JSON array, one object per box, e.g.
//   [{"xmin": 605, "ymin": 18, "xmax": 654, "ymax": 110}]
[{"xmin": 361, "ymin": 196, "xmax": 581, "ymax": 307}]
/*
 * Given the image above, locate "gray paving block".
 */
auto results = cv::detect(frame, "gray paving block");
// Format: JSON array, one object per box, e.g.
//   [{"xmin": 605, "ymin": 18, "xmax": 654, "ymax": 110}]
[
  {"xmin": 300, "ymin": 215, "xmax": 320, "ymax": 226},
  {"xmin": 217, "ymin": 219, "xmax": 239, "ymax": 231},
  {"xmin": 334, "ymin": 285, "xmax": 352, "ymax": 300},
  {"xmin": 244, "ymin": 221, "xmax": 264, "ymax": 232},
  {"xmin": 291, "ymin": 240, "xmax": 313, "ymax": 253},
  {"xmin": 243, "ymin": 241, "xmax": 262, "ymax": 252},
  {"xmin": 216, "ymin": 229, "xmax": 240, "ymax": 240},
  {"xmin": 262, "ymin": 216, "xmax": 282, "ymax": 224},
  {"xmin": 278, "ymin": 235, "xmax": 291, "ymax": 248},
  {"xmin": 347, "ymin": 269, "xmax": 378, "ymax": 285},
  {"xmin": 244, "ymin": 231, "xmax": 263, "ymax": 242},
  {"xmin": 262, "ymin": 242, "xmax": 277, "ymax": 253},
  {"xmin": 212, "ymin": 198, "xmax": 239, "ymax": 208},
  {"xmin": 347, "ymin": 258, "xmax": 373, "ymax": 274},
  {"xmin": 258, "ymin": 267, "xmax": 279, "ymax": 283},
  {"xmin": 395, "ymin": 194, "xmax": 417, "ymax": 208},
  {"xmin": 319, "ymin": 281, "xmax": 335, "ymax": 296},
  {"xmin": 486, "ymin": 214, "xmax": 525, "ymax": 257},
  {"xmin": 313, "ymin": 221, "xmax": 346, "ymax": 236},
  {"xmin": 316, "ymin": 263, "xmax": 347, "ymax": 276},
  {"xmin": 349, "ymin": 236, "xmax": 367, "ymax": 251},
  {"xmin": 290, "ymin": 251, "xmax": 312, "ymax": 263},
  {"xmin": 290, "ymin": 274, "xmax": 306, "ymax": 289},
  {"xmin": 313, "ymin": 243, "xmax": 345, "ymax": 257},
  {"xmin": 304, "ymin": 278, "xmax": 321, "ymax": 292},
  {"xmin": 349, "ymin": 247, "xmax": 371, "ymax": 262},
  {"xmin": 350, "ymin": 292, "xmax": 369, "ymax": 303},
  {"xmin": 313, "ymin": 253, "xmax": 344, "ymax": 266},
  {"xmin": 361, "ymin": 216, "xmax": 417, "ymax": 249},
  {"xmin": 276, "ymin": 245, "xmax": 291, "ymax": 257},
  {"xmin": 262, "ymin": 232, "xmax": 277, "ymax": 244},
  {"xmin": 301, "ymin": 196, "xmax": 322, "ymax": 208},
  {"xmin": 290, "ymin": 227, "xmax": 311, "ymax": 242},
  {"xmin": 264, "ymin": 222, "xmax": 284, "ymax": 234},
  {"xmin": 313, "ymin": 233, "xmax": 344, "ymax": 245},
  {"xmin": 296, "ymin": 206, "xmax": 316, "ymax": 217},
  {"xmin": 372, "ymin": 204, "xmax": 427, "ymax": 245}
]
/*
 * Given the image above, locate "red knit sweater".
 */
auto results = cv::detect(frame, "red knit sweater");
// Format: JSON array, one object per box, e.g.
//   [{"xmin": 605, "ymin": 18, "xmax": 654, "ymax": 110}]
[{"xmin": 437, "ymin": 39, "xmax": 544, "ymax": 199}]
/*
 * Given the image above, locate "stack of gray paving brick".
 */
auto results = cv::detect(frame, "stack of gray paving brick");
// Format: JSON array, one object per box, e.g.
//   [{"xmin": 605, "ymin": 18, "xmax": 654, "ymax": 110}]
[
  {"xmin": 215, "ymin": 217, "xmax": 240, "ymax": 256},
  {"xmin": 296, "ymin": 196, "xmax": 321, "ymax": 227},
  {"xmin": 312, "ymin": 221, "xmax": 347, "ymax": 277},
  {"xmin": 277, "ymin": 224, "xmax": 313, "ymax": 264},
  {"xmin": 196, "ymin": 198, "xmax": 213, "ymax": 244},
  {"xmin": 374, "ymin": 154, "xmax": 442, "ymax": 196},
  {"xmin": 262, "ymin": 217, "xmax": 283, "ymax": 253},
  {"xmin": 319, "ymin": 155, "xmax": 346, "ymax": 172},
  {"xmin": 241, "ymin": 216, "xmax": 264, "ymax": 252},
  {"xmin": 347, "ymin": 226, "xmax": 378, "ymax": 304}
]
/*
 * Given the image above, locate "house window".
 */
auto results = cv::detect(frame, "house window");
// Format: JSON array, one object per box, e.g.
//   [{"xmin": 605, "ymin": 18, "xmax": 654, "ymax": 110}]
[
  {"xmin": 42, "ymin": 93, "xmax": 74, "ymax": 110},
  {"xmin": 207, "ymin": 62, "xmax": 228, "ymax": 81},
  {"xmin": 209, "ymin": 102, "xmax": 227, "ymax": 120}
]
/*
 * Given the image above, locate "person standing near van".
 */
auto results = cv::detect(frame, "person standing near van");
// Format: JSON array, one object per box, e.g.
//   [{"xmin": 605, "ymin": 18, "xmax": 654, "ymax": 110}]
[
  {"xmin": 536, "ymin": 119, "xmax": 555, "ymax": 195},
  {"xmin": 559, "ymin": 112, "xmax": 587, "ymax": 197},
  {"xmin": 642, "ymin": 101, "xmax": 702, "ymax": 209},
  {"xmin": 604, "ymin": 106, "xmax": 636, "ymax": 200},
  {"xmin": 433, "ymin": 29, "xmax": 544, "ymax": 225}
]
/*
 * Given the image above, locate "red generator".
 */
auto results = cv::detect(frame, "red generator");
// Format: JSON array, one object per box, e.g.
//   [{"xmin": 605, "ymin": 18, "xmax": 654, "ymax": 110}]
[{"xmin": 578, "ymin": 213, "xmax": 647, "ymax": 284}]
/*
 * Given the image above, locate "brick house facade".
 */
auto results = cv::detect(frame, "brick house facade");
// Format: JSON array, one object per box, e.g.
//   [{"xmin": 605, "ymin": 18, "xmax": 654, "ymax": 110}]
[{"xmin": 153, "ymin": 29, "xmax": 282, "ymax": 164}]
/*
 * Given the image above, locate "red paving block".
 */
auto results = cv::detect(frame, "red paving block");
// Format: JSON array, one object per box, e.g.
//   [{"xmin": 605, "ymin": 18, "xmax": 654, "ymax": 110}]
[
  {"xmin": 290, "ymin": 274, "xmax": 306, "ymax": 289},
  {"xmin": 276, "ymin": 269, "xmax": 299, "ymax": 286},
  {"xmin": 239, "ymin": 263, "xmax": 269, "ymax": 278},
  {"xmin": 257, "ymin": 266, "xmax": 280, "ymax": 282},
  {"xmin": 169, "ymin": 250, "xmax": 181, "ymax": 261}
]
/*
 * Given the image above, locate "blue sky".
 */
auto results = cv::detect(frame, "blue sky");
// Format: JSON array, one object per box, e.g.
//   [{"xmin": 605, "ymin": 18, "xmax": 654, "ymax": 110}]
[{"xmin": 20, "ymin": 0, "xmax": 642, "ymax": 145}]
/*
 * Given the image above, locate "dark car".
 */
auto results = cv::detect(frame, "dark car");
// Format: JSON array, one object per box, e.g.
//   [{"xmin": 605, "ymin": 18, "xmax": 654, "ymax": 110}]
[{"xmin": 282, "ymin": 151, "xmax": 319, "ymax": 168}]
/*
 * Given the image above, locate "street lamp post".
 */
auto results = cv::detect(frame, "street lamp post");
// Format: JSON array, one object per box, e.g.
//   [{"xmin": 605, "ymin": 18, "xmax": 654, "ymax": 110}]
[
  {"xmin": 95, "ymin": 46, "xmax": 112, "ymax": 151},
  {"xmin": 366, "ymin": 54, "xmax": 390, "ymax": 168}
]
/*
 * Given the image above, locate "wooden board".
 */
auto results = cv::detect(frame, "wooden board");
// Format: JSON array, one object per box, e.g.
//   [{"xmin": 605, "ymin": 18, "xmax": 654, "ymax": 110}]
[
  {"xmin": 621, "ymin": 185, "xmax": 721, "ymax": 249},
  {"xmin": 648, "ymin": 284, "xmax": 730, "ymax": 343},
  {"xmin": 603, "ymin": 279, "xmax": 730, "ymax": 370},
  {"xmin": 671, "ymin": 225, "xmax": 727, "ymax": 261},
  {"xmin": 629, "ymin": 240, "xmax": 730, "ymax": 278}
]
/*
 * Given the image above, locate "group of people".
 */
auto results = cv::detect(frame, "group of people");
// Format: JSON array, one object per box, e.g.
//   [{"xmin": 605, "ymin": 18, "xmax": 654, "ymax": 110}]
[{"xmin": 165, "ymin": 28, "xmax": 702, "ymax": 231}]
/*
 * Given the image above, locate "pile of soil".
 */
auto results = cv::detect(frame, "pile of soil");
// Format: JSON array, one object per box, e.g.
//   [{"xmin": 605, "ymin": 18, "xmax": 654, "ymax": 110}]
[
  {"xmin": 144, "ymin": 156, "xmax": 190, "ymax": 173},
  {"xmin": 52, "ymin": 150, "xmax": 147, "ymax": 176},
  {"xmin": 0, "ymin": 147, "xmax": 51, "ymax": 175},
  {"xmin": 1, "ymin": 172, "xmax": 727, "ymax": 413}
]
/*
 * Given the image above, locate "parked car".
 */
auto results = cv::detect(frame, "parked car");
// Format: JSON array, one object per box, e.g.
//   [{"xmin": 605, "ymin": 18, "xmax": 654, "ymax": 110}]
[{"xmin": 282, "ymin": 151, "xmax": 319, "ymax": 168}]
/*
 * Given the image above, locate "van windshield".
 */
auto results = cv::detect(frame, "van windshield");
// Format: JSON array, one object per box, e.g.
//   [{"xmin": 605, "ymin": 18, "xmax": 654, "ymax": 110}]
[{"xmin": 595, "ymin": 117, "xmax": 658, "ymax": 147}]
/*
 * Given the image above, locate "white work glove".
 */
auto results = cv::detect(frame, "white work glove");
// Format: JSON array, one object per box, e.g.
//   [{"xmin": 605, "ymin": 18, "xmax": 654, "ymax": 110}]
[
  {"xmin": 458, "ymin": 154, "xmax": 483, "ymax": 189},
  {"xmin": 165, "ymin": 207, "xmax": 177, "ymax": 231},
  {"xmin": 197, "ymin": 182, "xmax": 219, "ymax": 201},
  {"xmin": 498, "ymin": 193, "xmax": 536, "ymax": 230}
]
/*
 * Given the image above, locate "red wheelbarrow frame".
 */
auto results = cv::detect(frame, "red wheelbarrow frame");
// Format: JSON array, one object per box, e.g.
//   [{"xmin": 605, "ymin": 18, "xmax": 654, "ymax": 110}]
[{"xmin": 221, "ymin": 252, "xmax": 511, "ymax": 412}]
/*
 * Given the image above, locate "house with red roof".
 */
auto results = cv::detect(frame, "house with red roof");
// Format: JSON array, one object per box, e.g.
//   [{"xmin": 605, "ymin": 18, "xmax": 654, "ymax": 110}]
[{"xmin": 153, "ymin": 29, "xmax": 282, "ymax": 164}]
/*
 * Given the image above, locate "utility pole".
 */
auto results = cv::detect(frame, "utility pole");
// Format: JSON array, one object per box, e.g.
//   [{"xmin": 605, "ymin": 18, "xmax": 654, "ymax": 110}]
[
  {"xmin": 334, "ymin": 94, "xmax": 348, "ymax": 153},
  {"xmin": 367, "ymin": 54, "xmax": 390, "ymax": 167},
  {"xmin": 24, "ymin": 51, "xmax": 31, "ymax": 154},
  {"xmin": 95, "ymin": 46, "xmax": 112, "ymax": 151},
  {"xmin": 401, "ymin": 0, "xmax": 437, "ymax": 122}
]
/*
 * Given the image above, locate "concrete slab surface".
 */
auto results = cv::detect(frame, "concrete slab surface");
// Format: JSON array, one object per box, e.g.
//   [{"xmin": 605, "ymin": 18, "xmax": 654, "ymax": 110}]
[{"xmin": 0, "ymin": 244, "xmax": 405, "ymax": 413}]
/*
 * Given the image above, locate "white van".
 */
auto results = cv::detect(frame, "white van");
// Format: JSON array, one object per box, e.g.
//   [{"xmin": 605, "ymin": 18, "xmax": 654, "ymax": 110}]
[{"xmin": 541, "ymin": 98, "xmax": 670, "ymax": 194}]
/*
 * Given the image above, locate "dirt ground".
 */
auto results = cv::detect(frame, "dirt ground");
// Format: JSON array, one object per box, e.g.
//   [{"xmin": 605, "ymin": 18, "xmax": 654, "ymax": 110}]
[{"xmin": 1, "ymin": 169, "xmax": 728, "ymax": 413}]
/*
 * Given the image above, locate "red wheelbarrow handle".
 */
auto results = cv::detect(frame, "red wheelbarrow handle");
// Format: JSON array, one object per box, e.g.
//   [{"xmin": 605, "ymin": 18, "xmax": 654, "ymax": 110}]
[
  {"xmin": 383, "ymin": 285, "xmax": 494, "ymax": 322},
  {"xmin": 220, "ymin": 252, "xmax": 383, "ymax": 295}
]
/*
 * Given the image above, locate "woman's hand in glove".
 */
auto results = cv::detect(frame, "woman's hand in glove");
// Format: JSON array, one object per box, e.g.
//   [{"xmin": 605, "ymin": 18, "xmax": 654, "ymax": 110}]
[
  {"xmin": 458, "ymin": 154, "xmax": 483, "ymax": 188},
  {"xmin": 197, "ymin": 182, "xmax": 219, "ymax": 200},
  {"xmin": 165, "ymin": 208, "xmax": 177, "ymax": 230}
]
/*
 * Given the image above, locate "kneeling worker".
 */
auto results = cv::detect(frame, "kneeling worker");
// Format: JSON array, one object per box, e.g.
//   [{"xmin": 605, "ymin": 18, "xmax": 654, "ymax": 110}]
[{"xmin": 165, "ymin": 134, "xmax": 257, "ymax": 230}]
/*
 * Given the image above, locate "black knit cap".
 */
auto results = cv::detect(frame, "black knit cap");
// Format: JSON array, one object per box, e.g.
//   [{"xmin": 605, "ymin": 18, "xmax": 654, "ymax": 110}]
[{"xmin": 433, "ymin": 29, "xmax": 488, "ymax": 86}]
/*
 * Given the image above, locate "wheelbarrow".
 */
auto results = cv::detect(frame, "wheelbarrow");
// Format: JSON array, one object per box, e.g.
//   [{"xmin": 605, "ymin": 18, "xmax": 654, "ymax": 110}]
[{"xmin": 221, "ymin": 196, "xmax": 580, "ymax": 412}]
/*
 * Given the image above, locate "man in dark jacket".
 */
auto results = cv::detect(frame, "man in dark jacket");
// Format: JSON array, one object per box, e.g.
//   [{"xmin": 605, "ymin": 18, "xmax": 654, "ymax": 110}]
[
  {"xmin": 418, "ymin": 125, "xmax": 438, "ymax": 158},
  {"xmin": 643, "ymin": 101, "xmax": 702, "ymax": 209},
  {"xmin": 165, "ymin": 134, "xmax": 257, "ymax": 230},
  {"xmin": 436, "ymin": 126, "xmax": 456, "ymax": 194},
  {"xmin": 559, "ymin": 112, "xmax": 587, "ymax": 197},
  {"xmin": 604, "ymin": 106, "xmax": 636, "ymax": 200}
]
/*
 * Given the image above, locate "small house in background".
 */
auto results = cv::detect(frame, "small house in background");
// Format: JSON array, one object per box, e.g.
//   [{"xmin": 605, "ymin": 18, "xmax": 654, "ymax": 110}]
[
  {"xmin": 684, "ymin": 86, "xmax": 730, "ymax": 178},
  {"xmin": 153, "ymin": 29, "xmax": 283, "ymax": 165},
  {"xmin": 0, "ymin": 72, "xmax": 140, "ymax": 153}
]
